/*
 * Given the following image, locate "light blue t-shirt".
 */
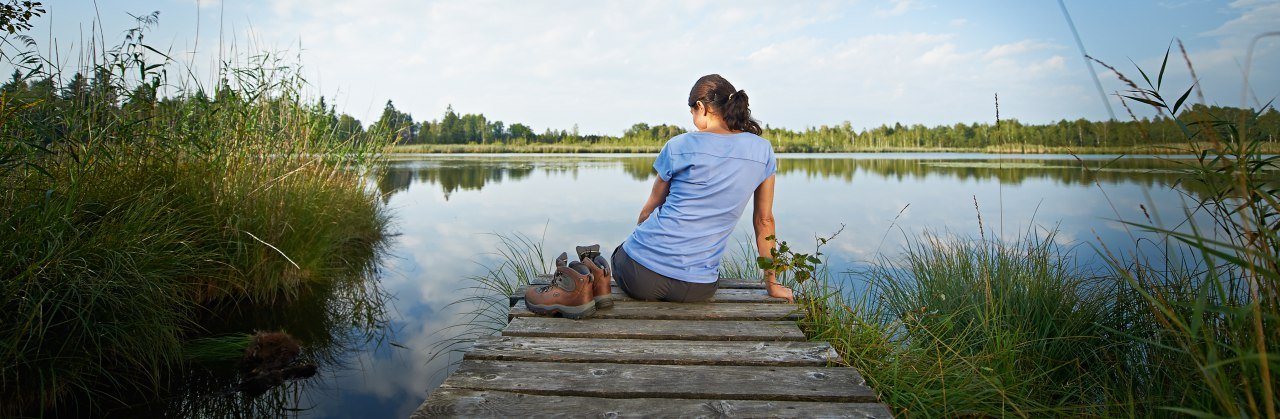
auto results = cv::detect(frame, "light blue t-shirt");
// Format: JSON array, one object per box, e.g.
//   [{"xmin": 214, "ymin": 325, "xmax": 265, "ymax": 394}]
[{"xmin": 623, "ymin": 131, "xmax": 777, "ymax": 283}]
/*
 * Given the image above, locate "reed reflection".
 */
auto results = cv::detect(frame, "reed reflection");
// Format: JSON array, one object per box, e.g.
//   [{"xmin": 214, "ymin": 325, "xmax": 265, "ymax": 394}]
[{"xmin": 118, "ymin": 250, "xmax": 392, "ymax": 418}]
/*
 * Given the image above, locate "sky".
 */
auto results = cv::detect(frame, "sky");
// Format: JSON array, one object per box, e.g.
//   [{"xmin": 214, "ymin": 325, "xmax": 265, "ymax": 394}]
[{"xmin": 12, "ymin": 0, "xmax": 1280, "ymax": 135}]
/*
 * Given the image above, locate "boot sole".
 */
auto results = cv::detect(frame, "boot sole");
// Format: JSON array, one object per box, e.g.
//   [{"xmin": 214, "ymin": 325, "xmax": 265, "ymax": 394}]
[
  {"xmin": 527, "ymin": 301, "xmax": 597, "ymax": 319},
  {"xmin": 594, "ymin": 295, "xmax": 614, "ymax": 309}
]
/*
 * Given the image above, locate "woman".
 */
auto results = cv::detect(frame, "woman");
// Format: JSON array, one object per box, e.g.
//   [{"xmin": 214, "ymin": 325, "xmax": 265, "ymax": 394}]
[
  {"xmin": 525, "ymin": 74, "xmax": 791, "ymax": 318},
  {"xmin": 612, "ymin": 74, "xmax": 792, "ymax": 303}
]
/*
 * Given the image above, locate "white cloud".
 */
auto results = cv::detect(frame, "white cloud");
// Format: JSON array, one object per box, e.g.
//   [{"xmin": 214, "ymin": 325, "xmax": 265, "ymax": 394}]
[
  {"xmin": 983, "ymin": 40, "xmax": 1056, "ymax": 60},
  {"xmin": 874, "ymin": 0, "xmax": 923, "ymax": 17},
  {"xmin": 1180, "ymin": 0, "xmax": 1280, "ymax": 107},
  {"xmin": 737, "ymin": 31, "xmax": 1075, "ymax": 128},
  {"xmin": 1205, "ymin": 0, "xmax": 1280, "ymax": 41},
  {"xmin": 916, "ymin": 43, "xmax": 963, "ymax": 66}
]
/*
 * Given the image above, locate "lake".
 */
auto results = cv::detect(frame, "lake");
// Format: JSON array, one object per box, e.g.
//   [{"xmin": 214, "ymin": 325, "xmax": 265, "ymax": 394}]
[{"xmin": 160, "ymin": 153, "xmax": 1212, "ymax": 417}]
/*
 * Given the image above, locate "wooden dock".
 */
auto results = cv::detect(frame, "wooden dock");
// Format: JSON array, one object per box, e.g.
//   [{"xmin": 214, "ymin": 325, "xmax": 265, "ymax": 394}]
[{"xmin": 411, "ymin": 278, "xmax": 893, "ymax": 417}]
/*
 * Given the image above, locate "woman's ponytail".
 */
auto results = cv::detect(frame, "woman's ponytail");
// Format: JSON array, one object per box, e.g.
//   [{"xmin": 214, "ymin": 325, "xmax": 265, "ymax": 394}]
[
  {"xmin": 722, "ymin": 89, "xmax": 762, "ymax": 135},
  {"xmin": 688, "ymin": 74, "xmax": 763, "ymax": 135}
]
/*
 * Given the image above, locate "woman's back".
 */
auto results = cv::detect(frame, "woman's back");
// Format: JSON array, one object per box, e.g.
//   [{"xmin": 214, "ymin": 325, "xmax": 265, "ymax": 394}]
[{"xmin": 623, "ymin": 131, "xmax": 776, "ymax": 284}]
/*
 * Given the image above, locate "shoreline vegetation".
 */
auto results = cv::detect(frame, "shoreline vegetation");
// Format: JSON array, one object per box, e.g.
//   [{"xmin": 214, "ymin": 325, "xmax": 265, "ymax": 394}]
[
  {"xmin": 1, "ymin": 15, "xmax": 391, "ymax": 415},
  {"xmin": 372, "ymin": 98, "xmax": 1277, "ymax": 155},
  {"xmin": 388, "ymin": 141, "xmax": 1280, "ymax": 155}
]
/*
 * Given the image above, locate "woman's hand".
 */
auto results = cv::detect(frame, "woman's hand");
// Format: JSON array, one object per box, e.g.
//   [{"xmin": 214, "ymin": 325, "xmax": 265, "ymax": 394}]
[
  {"xmin": 637, "ymin": 210, "xmax": 652, "ymax": 225},
  {"xmin": 637, "ymin": 177, "xmax": 670, "ymax": 225},
  {"xmin": 766, "ymin": 281, "xmax": 794, "ymax": 303}
]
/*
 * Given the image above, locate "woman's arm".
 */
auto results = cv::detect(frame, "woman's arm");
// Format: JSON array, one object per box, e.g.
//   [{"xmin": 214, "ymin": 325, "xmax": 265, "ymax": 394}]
[
  {"xmin": 637, "ymin": 177, "xmax": 670, "ymax": 225},
  {"xmin": 753, "ymin": 175, "xmax": 793, "ymax": 303}
]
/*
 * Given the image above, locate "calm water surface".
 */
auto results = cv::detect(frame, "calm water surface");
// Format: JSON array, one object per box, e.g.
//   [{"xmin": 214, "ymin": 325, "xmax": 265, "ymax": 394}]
[{"xmin": 207, "ymin": 153, "xmax": 1212, "ymax": 417}]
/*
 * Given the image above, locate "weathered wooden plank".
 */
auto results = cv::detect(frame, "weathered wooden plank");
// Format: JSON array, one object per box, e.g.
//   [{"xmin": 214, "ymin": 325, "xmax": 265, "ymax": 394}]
[
  {"xmin": 503, "ymin": 317, "xmax": 807, "ymax": 341},
  {"xmin": 518, "ymin": 285, "xmax": 786, "ymax": 304},
  {"xmin": 533, "ymin": 275, "xmax": 765, "ymax": 289},
  {"xmin": 412, "ymin": 387, "xmax": 894, "ymax": 418},
  {"xmin": 467, "ymin": 336, "xmax": 839, "ymax": 366},
  {"xmin": 714, "ymin": 278, "xmax": 766, "ymax": 289},
  {"xmin": 440, "ymin": 359, "xmax": 877, "ymax": 402},
  {"xmin": 512, "ymin": 300, "xmax": 802, "ymax": 320}
]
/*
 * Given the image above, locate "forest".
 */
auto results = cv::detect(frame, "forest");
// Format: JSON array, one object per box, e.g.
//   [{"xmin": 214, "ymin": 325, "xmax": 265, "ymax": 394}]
[
  {"xmin": 373, "ymin": 99, "xmax": 1279, "ymax": 152},
  {"xmin": 5, "ymin": 68, "xmax": 1276, "ymax": 154}
]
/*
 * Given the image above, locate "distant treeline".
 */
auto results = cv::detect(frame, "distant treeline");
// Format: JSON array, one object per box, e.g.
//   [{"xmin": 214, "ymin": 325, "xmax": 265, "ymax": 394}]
[
  {"xmin": 371, "ymin": 101, "xmax": 687, "ymax": 147},
  {"xmin": 373, "ymin": 100, "xmax": 1278, "ymax": 152},
  {"xmin": 7, "ymin": 69, "xmax": 1274, "ymax": 153}
]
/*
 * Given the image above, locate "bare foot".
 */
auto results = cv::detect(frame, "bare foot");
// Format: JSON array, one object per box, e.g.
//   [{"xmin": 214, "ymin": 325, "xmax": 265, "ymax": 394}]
[{"xmin": 766, "ymin": 282, "xmax": 794, "ymax": 303}]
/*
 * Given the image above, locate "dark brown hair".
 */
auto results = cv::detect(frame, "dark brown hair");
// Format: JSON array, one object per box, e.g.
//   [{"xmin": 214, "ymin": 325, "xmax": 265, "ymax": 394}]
[{"xmin": 686, "ymin": 74, "xmax": 762, "ymax": 135}]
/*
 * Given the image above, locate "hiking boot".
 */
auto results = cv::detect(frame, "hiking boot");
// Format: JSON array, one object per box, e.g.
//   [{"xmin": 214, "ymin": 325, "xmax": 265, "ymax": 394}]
[
  {"xmin": 555, "ymin": 251, "xmax": 569, "ymax": 268},
  {"xmin": 524, "ymin": 265, "xmax": 596, "ymax": 319},
  {"xmin": 575, "ymin": 244, "xmax": 601, "ymax": 262},
  {"xmin": 581, "ymin": 255, "xmax": 614, "ymax": 308}
]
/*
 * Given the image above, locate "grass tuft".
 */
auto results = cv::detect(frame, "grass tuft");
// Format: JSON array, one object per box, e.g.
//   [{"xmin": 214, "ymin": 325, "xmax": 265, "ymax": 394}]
[{"xmin": 0, "ymin": 16, "xmax": 392, "ymax": 414}]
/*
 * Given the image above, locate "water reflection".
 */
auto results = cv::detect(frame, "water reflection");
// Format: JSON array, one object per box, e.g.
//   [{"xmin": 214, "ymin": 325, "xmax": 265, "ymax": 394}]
[
  {"xmin": 779, "ymin": 156, "xmax": 1187, "ymax": 188},
  {"xmin": 382, "ymin": 154, "xmax": 1199, "ymax": 198},
  {"xmin": 119, "ymin": 252, "xmax": 393, "ymax": 418},
  {"xmin": 376, "ymin": 158, "xmax": 537, "ymax": 200},
  {"xmin": 372, "ymin": 154, "xmax": 1212, "ymax": 273}
]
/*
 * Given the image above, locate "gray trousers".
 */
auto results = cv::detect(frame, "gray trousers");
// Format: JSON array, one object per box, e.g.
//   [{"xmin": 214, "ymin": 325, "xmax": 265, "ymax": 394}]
[{"xmin": 612, "ymin": 245, "xmax": 718, "ymax": 303}]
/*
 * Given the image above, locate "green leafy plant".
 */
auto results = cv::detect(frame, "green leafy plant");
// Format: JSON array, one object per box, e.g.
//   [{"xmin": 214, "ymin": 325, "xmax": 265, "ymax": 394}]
[{"xmin": 756, "ymin": 224, "xmax": 844, "ymax": 285}]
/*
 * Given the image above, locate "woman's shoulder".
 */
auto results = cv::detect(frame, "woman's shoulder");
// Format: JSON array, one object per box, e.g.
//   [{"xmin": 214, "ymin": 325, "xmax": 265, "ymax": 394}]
[
  {"xmin": 664, "ymin": 132, "xmax": 773, "ymax": 158},
  {"xmin": 672, "ymin": 131, "xmax": 771, "ymax": 143},
  {"xmin": 661, "ymin": 132, "xmax": 697, "ymax": 153},
  {"xmin": 735, "ymin": 132, "xmax": 775, "ymax": 153}
]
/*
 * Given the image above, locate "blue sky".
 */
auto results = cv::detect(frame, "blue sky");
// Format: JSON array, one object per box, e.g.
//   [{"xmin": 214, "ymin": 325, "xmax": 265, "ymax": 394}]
[{"xmin": 14, "ymin": 0, "xmax": 1280, "ymax": 134}]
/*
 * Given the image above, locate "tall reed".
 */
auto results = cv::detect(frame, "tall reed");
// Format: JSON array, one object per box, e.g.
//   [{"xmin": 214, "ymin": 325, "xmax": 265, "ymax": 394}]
[{"xmin": 1093, "ymin": 40, "xmax": 1279, "ymax": 417}]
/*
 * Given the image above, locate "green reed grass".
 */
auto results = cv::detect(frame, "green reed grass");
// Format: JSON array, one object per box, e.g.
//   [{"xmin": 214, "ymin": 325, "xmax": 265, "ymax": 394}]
[
  {"xmin": 858, "ymin": 233, "xmax": 1125, "ymax": 416},
  {"xmin": 0, "ymin": 16, "xmax": 391, "ymax": 414},
  {"xmin": 722, "ymin": 229, "xmax": 1125, "ymax": 416},
  {"xmin": 181, "ymin": 334, "xmax": 256, "ymax": 364}
]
